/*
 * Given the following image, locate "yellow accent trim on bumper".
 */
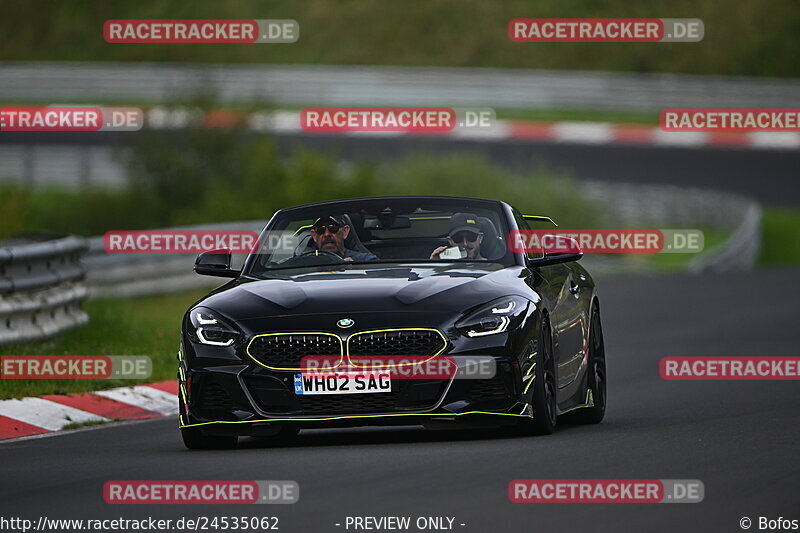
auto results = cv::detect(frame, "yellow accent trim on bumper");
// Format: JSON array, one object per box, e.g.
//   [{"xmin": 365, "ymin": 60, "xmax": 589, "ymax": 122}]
[
  {"xmin": 179, "ymin": 383, "xmax": 189, "ymax": 426},
  {"xmin": 180, "ymin": 410, "xmax": 529, "ymax": 428},
  {"xmin": 523, "ymin": 374, "xmax": 536, "ymax": 394},
  {"xmin": 557, "ymin": 389, "xmax": 596, "ymax": 415}
]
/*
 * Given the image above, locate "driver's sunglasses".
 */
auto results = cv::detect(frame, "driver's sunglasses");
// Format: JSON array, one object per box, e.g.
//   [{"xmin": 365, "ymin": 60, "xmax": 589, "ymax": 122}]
[
  {"xmin": 312, "ymin": 223, "xmax": 342, "ymax": 235},
  {"xmin": 450, "ymin": 231, "xmax": 479, "ymax": 243}
]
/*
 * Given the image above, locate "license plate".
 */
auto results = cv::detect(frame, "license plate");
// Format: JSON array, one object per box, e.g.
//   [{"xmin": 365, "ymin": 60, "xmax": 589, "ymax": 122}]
[{"xmin": 293, "ymin": 372, "xmax": 392, "ymax": 395}]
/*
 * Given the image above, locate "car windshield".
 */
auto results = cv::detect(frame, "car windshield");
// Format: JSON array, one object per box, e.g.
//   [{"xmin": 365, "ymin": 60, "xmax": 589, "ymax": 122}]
[{"xmin": 243, "ymin": 199, "xmax": 514, "ymax": 276}]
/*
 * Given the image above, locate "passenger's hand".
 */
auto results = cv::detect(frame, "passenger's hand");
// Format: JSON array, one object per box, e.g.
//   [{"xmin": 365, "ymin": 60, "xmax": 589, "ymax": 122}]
[
  {"xmin": 343, "ymin": 257, "xmax": 354, "ymax": 261},
  {"xmin": 430, "ymin": 246, "xmax": 447, "ymax": 259}
]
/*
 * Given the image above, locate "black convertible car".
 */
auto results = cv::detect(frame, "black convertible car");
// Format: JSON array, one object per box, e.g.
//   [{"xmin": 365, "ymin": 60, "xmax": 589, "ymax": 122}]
[{"xmin": 177, "ymin": 196, "xmax": 606, "ymax": 449}]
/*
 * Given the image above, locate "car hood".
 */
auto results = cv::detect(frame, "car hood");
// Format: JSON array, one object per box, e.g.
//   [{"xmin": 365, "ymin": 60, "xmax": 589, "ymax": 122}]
[{"xmin": 199, "ymin": 264, "xmax": 531, "ymax": 322}]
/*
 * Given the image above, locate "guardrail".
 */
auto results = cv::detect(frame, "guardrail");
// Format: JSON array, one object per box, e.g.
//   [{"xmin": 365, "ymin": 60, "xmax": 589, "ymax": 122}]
[
  {"xmin": 581, "ymin": 182, "xmax": 762, "ymax": 273},
  {"xmin": 689, "ymin": 202, "xmax": 762, "ymax": 274},
  {"xmin": 0, "ymin": 236, "xmax": 89, "ymax": 345},
  {"xmin": 83, "ymin": 221, "xmax": 264, "ymax": 299},
  {"xmin": 2, "ymin": 62, "xmax": 799, "ymax": 111}
]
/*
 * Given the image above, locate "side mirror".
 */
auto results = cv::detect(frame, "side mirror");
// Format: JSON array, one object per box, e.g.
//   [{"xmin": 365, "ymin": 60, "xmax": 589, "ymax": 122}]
[
  {"xmin": 528, "ymin": 236, "xmax": 583, "ymax": 267},
  {"xmin": 194, "ymin": 249, "xmax": 240, "ymax": 278}
]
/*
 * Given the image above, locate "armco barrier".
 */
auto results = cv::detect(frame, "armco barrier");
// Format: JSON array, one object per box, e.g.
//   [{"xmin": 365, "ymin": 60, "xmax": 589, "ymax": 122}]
[
  {"xmin": 580, "ymin": 182, "xmax": 762, "ymax": 273},
  {"xmin": 1, "ymin": 62, "xmax": 799, "ymax": 111},
  {"xmin": 0, "ymin": 235, "xmax": 89, "ymax": 345},
  {"xmin": 83, "ymin": 221, "xmax": 264, "ymax": 298}
]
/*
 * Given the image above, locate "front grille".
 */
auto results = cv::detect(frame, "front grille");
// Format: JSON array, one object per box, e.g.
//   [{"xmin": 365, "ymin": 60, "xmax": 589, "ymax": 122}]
[
  {"xmin": 348, "ymin": 329, "xmax": 446, "ymax": 358},
  {"xmin": 243, "ymin": 328, "xmax": 451, "ymax": 416},
  {"xmin": 248, "ymin": 333, "xmax": 342, "ymax": 369}
]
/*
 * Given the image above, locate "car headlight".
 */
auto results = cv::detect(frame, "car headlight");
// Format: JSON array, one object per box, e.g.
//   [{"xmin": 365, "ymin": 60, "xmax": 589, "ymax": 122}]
[
  {"xmin": 455, "ymin": 296, "xmax": 529, "ymax": 338},
  {"xmin": 187, "ymin": 307, "xmax": 241, "ymax": 346}
]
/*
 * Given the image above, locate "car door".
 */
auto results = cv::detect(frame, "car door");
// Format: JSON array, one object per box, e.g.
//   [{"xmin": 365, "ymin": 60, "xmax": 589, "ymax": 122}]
[
  {"xmin": 511, "ymin": 208, "xmax": 587, "ymax": 388},
  {"xmin": 546, "ymin": 263, "xmax": 589, "ymax": 388}
]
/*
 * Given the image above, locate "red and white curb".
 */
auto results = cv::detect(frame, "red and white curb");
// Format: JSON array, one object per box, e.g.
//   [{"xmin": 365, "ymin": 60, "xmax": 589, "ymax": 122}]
[
  {"xmin": 145, "ymin": 108, "xmax": 800, "ymax": 151},
  {"xmin": 0, "ymin": 381, "xmax": 178, "ymax": 441}
]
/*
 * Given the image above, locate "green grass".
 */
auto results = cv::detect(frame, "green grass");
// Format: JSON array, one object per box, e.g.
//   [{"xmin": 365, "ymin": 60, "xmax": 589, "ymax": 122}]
[
  {"xmin": 0, "ymin": 142, "xmax": 603, "ymax": 240},
  {"xmin": 0, "ymin": 289, "xmax": 209, "ymax": 400},
  {"xmin": 760, "ymin": 208, "xmax": 800, "ymax": 266},
  {"xmin": 634, "ymin": 228, "xmax": 730, "ymax": 272},
  {"xmin": 495, "ymin": 108, "xmax": 659, "ymax": 125},
  {"xmin": 574, "ymin": 227, "xmax": 731, "ymax": 273},
  {"xmin": 2, "ymin": 0, "xmax": 800, "ymax": 77}
]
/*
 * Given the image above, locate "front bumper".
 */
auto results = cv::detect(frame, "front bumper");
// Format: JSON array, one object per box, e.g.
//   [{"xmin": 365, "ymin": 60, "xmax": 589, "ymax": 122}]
[
  {"xmin": 180, "ymin": 360, "xmax": 528, "ymax": 434},
  {"xmin": 179, "ymin": 322, "xmax": 535, "ymax": 435}
]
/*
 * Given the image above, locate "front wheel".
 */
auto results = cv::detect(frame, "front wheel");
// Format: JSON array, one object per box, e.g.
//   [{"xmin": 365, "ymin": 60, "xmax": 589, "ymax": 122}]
[{"xmin": 570, "ymin": 306, "xmax": 606, "ymax": 424}]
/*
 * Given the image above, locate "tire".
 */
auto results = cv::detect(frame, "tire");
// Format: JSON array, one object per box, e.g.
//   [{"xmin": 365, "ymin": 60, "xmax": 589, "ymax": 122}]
[
  {"xmin": 517, "ymin": 319, "xmax": 558, "ymax": 435},
  {"xmin": 179, "ymin": 393, "xmax": 238, "ymax": 450},
  {"xmin": 570, "ymin": 306, "xmax": 607, "ymax": 424}
]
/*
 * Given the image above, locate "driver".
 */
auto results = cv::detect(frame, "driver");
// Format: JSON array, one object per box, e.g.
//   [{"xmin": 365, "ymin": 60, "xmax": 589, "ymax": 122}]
[
  {"xmin": 310, "ymin": 215, "xmax": 378, "ymax": 262},
  {"xmin": 430, "ymin": 213, "xmax": 486, "ymax": 260}
]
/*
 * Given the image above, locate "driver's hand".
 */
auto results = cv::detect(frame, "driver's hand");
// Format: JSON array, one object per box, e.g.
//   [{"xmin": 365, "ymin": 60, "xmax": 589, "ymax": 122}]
[
  {"xmin": 343, "ymin": 257, "xmax": 354, "ymax": 262},
  {"xmin": 430, "ymin": 246, "xmax": 447, "ymax": 259}
]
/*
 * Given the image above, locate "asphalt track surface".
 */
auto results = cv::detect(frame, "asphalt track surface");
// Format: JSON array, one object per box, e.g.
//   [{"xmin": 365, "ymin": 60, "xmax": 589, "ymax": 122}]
[
  {"xmin": 2, "ymin": 132, "xmax": 799, "ymax": 206},
  {"xmin": 1, "ymin": 267, "xmax": 798, "ymax": 533}
]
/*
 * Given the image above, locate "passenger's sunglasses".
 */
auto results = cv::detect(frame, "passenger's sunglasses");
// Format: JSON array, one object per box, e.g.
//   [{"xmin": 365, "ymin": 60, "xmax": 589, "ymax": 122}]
[
  {"xmin": 450, "ymin": 231, "xmax": 480, "ymax": 243},
  {"xmin": 312, "ymin": 224, "xmax": 342, "ymax": 235}
]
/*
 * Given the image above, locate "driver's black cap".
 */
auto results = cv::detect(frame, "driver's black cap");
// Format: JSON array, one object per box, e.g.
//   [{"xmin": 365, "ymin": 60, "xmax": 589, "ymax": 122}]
[
  {"xmin": 449, "ymin": 213, "xmax": 482, "ymax": 235},
  {"xmin": 312, "ymin": 215, "xmax": 345, "ymax": 229}
]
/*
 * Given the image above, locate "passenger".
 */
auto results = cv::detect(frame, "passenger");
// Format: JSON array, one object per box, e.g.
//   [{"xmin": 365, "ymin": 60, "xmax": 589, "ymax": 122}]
[{"xmin": 430, "ymin": 213, "xmax": 486, "ymax": 260}]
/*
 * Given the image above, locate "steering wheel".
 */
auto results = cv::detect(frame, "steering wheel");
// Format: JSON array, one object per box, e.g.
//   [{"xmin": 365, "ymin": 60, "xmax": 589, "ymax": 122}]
[{"xmin": 278, "ymin": 250, "xmax": 346, "ymax": 267}]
